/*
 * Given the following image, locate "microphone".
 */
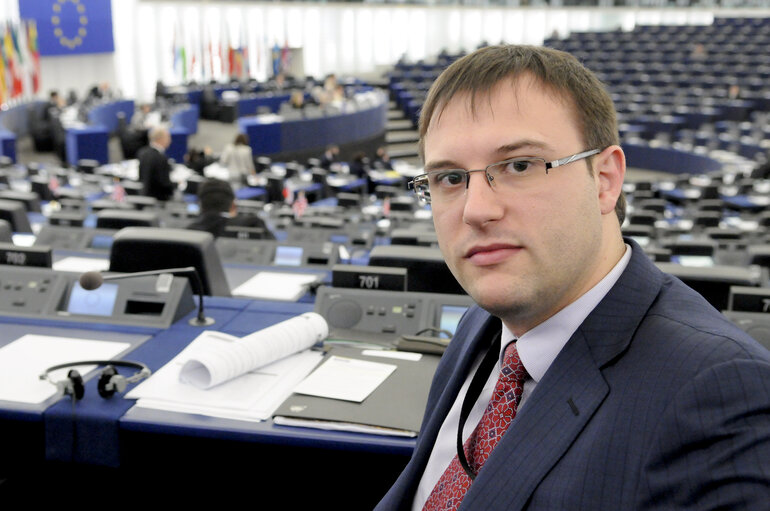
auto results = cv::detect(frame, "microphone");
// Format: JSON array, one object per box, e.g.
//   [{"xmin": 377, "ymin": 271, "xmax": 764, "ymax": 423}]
[{"xmin": 78, "ymin": 266, "xmax": 215, "ymax": 327}]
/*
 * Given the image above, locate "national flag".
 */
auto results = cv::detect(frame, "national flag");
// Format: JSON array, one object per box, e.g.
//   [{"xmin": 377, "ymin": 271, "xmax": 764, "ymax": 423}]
[
  {"xmin": 292, "ymin": 190, "xmax": 308, "ymax": 218},
  {"xmin": 4, "ymin": 23, "xmax": 22, "ymax": 98},
  {"xmin": 0, "ymin": 28, "xmax": 6, "ymax": 104},
  {"xmin": 272, "ymin": 42, "xmax": 280, "ymax": 76},
  {"xmin": 48, "ymin": 175, "xmax": 60, "ymax": 195},
  {"xmin": 111, "ymin": 180, "xmax": 126, "ymax": 202},
  {"xmin": 282, "ymin": 184, "xmax": 293, "ymax": 204},
  {"xmin": 206, "ymin": 27, "xmax": 213, "ymax": 80},
  {"xmin": 27, "ymin": 20, "xmax": 39, "ymax": 94},
  {"xmin": 281, "ymin": 39, "xmax": 290, "ymax": 73}
]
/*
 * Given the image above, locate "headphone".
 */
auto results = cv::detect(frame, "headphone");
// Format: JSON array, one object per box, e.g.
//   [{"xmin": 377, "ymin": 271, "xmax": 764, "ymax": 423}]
[{"xmin": 40, "ymin": 360, "xmax": 152, "ymax": 400}]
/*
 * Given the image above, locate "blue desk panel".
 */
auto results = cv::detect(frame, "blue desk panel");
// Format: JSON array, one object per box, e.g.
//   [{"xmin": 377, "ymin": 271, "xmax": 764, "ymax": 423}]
[
  {"xmin": 167, "ymin": 127, "xmax": 189, "ymax": 164},
  {"xmin": 240, "ymin": 99, "xmax": 387, "ymax": 157},
  {"xmin": 236, "ymin": 93, "xmax": 291, "ymax": 117},
  {"xmin": 170, "ymin": 104, "xmax": 200, "ymax": 135},
  {"xmin": 622, "ymin": 143, "xmax": 723, "ymax": 174},
  {"xmin": 66, "ymin": 126, "xmax": 110, "ymax": 166},
  {"xmin": 0, "ymin": 129, "xmax": 17, "ymax": 162},
  {"xmin": 87, "ymin": 100, "xmax": 135, "ymax": 133}
]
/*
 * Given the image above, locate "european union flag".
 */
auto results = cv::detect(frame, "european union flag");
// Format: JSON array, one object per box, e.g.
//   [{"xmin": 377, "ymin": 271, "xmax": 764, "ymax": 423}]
[{"xmin": 19, "ymin": 0, "xmax": 114, "ymax": 56}]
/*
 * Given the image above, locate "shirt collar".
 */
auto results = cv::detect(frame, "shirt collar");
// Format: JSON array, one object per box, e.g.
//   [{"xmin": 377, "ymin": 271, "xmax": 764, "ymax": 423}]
[{"xmin": 501, "ymin": 243, "xmax": 632, "ymax": 382}]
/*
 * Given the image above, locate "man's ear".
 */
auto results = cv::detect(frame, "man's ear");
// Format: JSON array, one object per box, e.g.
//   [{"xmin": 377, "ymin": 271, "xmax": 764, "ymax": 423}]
[{"xmin": 594, "ymin": 145, "xmax": 625, "ymax": 216}]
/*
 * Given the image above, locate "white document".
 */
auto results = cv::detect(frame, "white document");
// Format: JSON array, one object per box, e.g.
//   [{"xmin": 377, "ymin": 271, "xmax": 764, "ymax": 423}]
[
  {"xmin": 292, "ymin": 356, "xmax": 397, "ymax": 403},
  {"xmin": 0, "ymin": 334, "xmax": 131, "ymax": 404},
  {"xmin": 272, "ymin": 416, "xmax": 417, "ymax": 438},
  {"xmin": 231, "ymin": 272, "xmax": 321, "ymax": 301},
  {"xmin": 128, "ymin": 349, "xmax": 323, "ymax": 422},
  {"xmin": 53, "ymin": 256, "xmax": 110, "ymax": 274},
  {"xmin": 179, "ymin": 312, "xmax": 328, "ymax": 389},
  {"xmin": 362, "ymin": 349, "xmax": 423, "ymax": 362}
]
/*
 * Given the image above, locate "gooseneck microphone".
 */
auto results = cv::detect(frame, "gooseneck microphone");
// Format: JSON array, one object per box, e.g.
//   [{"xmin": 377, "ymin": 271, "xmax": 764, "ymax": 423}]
[{"xmin": 79, "ymin": 266, "xmax": 215, "ymax": 326}]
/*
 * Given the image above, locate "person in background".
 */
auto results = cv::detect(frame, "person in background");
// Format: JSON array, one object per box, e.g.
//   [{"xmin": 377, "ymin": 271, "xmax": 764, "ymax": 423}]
[
  {"xmin": 319, "ymin": 144, "xmax": 339, "ymax": 171},
  {"xmin": 187, "ymin": 178, "xmax": 275, "ymax": 239},
  {"xmin": 185, "ymin": 147, "xmax": 215, "ymax": 175},
  {"xmin": 131, "ymin": 103, "xmax": 161, "ymax": 130},
  {"xmin": 373, "ymin": 146, "xmax": 393, "ymax": 170},
  {"xmin": 376, "ymin": 44, "xmax": 770, "ymax": 511},
  {"xmin": 137, "ymin": 126, "xmax": 174, "ymax": 201},
  {"xmin": 219, "ymin": 133, "xmax": 256, "ymax": 186},
  {"xmin": 289, "ymin": 90, "xmax": 306, "ymax": 110}
]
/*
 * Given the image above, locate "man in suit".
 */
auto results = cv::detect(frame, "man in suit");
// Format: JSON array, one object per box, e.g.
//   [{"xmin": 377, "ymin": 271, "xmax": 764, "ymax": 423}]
[
  {"xmin": 376, "ymin": 45, "xmax": 770, "ymax": 510},
  {"xmin": 186, "ymin": 178, "xmax": 274, "ymax": 239},
  {"xmin": 138, "ymin": 126, "xmax": 175, "ymax": 201}
]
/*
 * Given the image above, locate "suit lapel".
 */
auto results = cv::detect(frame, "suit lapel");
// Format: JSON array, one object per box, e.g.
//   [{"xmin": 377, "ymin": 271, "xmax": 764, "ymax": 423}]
[
  {"xmin": 383, "ymin": 309, "xmax": 499, "ymax": 509},
  {"xmin": 462, "ymin": 242, "xmax": 664, "ymax": 510}
]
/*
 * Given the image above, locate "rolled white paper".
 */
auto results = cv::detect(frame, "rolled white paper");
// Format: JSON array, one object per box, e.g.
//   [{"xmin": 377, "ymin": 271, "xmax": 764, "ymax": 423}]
[{"xmin": 179, "ymin": 312, "xmax": 329, "ymax": 389}]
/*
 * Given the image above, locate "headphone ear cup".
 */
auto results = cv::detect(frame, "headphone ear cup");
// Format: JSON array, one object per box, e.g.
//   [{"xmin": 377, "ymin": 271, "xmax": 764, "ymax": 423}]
[
  {"xmin": 97, "ymin": 365, "xmax": 119, "ymax": 399},
  {"xmin": 67, "ymin": 369, "xmax": 85, "ymax": 400}
]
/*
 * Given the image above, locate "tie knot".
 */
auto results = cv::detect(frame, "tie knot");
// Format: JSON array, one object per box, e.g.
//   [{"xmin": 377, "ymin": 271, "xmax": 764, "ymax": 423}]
[{"xmin": 500, "ymin": 341, "xmax": 527, "ymax": 381}]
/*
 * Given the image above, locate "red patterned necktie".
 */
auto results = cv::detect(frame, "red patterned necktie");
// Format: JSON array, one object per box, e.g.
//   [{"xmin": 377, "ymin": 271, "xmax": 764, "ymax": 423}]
[{"xmin": 423, "ymin": 341, "xmax": 527, "ymax": 511}]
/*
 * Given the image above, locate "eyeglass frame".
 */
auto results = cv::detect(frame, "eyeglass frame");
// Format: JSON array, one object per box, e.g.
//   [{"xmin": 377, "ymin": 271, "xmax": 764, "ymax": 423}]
[{"xmin": 408, "ymin": 148, "xmax": 602, "ymax": 204}]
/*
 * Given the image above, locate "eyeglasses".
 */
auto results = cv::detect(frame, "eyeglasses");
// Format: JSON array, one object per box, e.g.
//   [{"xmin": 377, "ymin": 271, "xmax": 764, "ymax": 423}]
[{"xmin": 409, "ymin": 149, "xmax": 601, "ymax": 204}]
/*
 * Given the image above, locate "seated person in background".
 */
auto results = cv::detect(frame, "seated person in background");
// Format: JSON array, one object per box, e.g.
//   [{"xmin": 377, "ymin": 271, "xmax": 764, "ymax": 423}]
[
  {"xmin": 751, "ymin": 157, "xmax": 770, "ymax": 180},
  {"xmin": 187, "ymin": 178, "xmax": 275, "ymax": 239},
  {"xmin": 219, "ymin": 133, "xmax": 256, "ymax": 185},
  {"xmin": 349, "ymin": 151, "xmax": 369, "ymax": 178},
  {"xmin": 319, "ymin": 144, "xmax": 339, "ymax": 170},
  {"xmin": 373, "ymin": 146, "xmax": 393, "ymax": 170},
  {"xmin": 131, "ymin": 103, "xmax": 161, "ymax": 130},
  {"xmin": 185, "ymin": 146, "xmax": 215, "ymax": 175},
  {"xmin": 289, "ymin": 90, "xmax": 305, "ymax": 110},
  {"xmin": 138, "ymin": 126, "xmax": 175, "ymax": 201}
]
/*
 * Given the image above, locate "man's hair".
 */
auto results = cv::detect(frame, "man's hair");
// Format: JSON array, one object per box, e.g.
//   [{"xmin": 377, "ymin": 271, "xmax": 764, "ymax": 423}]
[
  {"xmin": 198, "ymin": 178, "xmax": 235, "ymax": 214},
  {"xmin": 148, "ymin": 126, "xmax": 169, "ymax": 144},
  {"xmin": 418, "ymin": 44, "xmax": 625, "ymax": 224}
]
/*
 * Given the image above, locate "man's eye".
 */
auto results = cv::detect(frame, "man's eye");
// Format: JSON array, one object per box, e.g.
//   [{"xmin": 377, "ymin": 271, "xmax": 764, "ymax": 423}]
[
  {"xmin": 505, "ymin": 160, "xmax": 533, "ymax": 173},
  {"xmin": 432, "ymin": 171, "xmax": 466, "ymax": 187}
]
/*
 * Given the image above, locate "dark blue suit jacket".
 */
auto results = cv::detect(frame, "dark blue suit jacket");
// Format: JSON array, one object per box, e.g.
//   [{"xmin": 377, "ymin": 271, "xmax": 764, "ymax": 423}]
[{"xmin": 376, "ymin": 242, "xmax": 770, "ymax": 510}]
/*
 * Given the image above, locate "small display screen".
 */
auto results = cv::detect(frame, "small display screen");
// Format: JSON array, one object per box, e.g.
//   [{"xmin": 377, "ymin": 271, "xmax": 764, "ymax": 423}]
[
  {"xmin": 439, "ymin": 305, "xmax": 468, "ymax": 337},
  {"xmin": 90, "ymin": 235, "xmax": 114, "ymax": 250},
  {"xmin": 672, "ymin": 255, "xmax": 714, "ymax": 268},
  {"xmin": 67, "ymin": 282, "xmax": 119, "ymax": 316},
  {"xmin": 274, "ymin": 246, "xmax": 304, "ymax": 266}
]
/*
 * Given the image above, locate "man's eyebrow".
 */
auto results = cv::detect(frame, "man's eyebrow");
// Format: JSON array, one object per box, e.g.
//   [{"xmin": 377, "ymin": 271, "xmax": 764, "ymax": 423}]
[
  {"xmin": 495, "ymin": 140, "xmax": 552, "ymax": 156},
  {"xmin": 423, "ymin": 160, "xmax": 463, "ymax": 172}
]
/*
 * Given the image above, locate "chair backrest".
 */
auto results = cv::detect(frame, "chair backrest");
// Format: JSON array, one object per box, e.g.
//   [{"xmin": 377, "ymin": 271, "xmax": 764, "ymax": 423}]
[
  {"xmin": 368, "ymin": 245, "xmax": 465, "ymax": 295},
  {"xmin": 109, "ymin": 227, "xmax": 231, "ymax": 296},
  {"xmin": 96, "ymin": 209, "xmax": 160, "ymax": 230},
  {"xmin": 0, "ymin": 198, "xmax": 32, "ymax": 233}
]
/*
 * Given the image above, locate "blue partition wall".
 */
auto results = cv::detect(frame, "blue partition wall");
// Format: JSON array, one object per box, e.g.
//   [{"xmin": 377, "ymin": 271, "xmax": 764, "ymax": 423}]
[{"xmin": 239, "ymin": 97, "xmax": 388, "ymax": 159}]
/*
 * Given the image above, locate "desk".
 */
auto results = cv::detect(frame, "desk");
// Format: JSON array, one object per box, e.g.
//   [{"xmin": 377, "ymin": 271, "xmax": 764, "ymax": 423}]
[
  {"xmin": 238, "ymin": 94, "xmax": 387, "ymax": 160},
  {"xmin": 65, "ymin": 126, "xmax": 110, "ymax": 166},
  {"xmin": 0, "ymin": 296, "xmax": 414, "ymax": 505},
  {"xmin": 87, "ymin": 100, "xmax": 135, "ymax": 133}
]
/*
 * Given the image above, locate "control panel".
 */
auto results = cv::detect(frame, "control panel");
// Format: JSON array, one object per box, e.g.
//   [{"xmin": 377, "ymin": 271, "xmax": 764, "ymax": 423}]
[
  {"xmin": 314, "ymin": 285, "xmax": 474, "ymax": 346},
  {"xmin": 34, "ymin": 225, "xmax": 118, "ymax": 253},
  {"xmin": 216, "ymin": 238, "xmax": 340, "ymax": 268},
  {"xmin": 0, "ymin": 265, "xmax": 195, "ymax": 329}
]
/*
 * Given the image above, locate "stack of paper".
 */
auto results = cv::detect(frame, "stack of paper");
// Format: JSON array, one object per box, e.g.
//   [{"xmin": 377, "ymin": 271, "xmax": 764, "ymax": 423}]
[{"xmin": 128, "ymin": 313, "xmax": 329, "ymax": 421}]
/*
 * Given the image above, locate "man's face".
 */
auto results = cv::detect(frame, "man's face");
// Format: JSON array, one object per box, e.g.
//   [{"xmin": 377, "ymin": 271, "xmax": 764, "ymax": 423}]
[{"xmin": 424, "ymin": 77, "xmax": 615, "ymax": 335}]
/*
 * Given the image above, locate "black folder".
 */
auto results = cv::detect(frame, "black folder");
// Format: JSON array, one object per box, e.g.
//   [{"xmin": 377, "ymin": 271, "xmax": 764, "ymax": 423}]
[{"xmin": 273, "ymin": 346, "xmax": 440, "ymax": 436}]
